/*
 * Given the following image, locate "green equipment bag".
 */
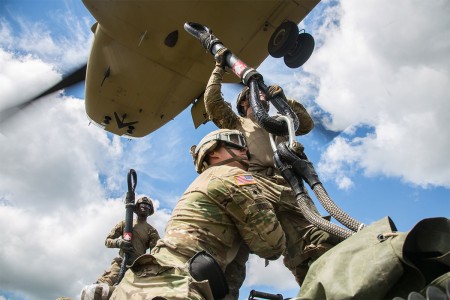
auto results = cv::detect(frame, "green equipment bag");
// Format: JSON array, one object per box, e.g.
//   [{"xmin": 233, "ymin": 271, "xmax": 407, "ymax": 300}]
[{"xmin": 297, "ymin": 217, "xmax": 450, "ymax": 300}]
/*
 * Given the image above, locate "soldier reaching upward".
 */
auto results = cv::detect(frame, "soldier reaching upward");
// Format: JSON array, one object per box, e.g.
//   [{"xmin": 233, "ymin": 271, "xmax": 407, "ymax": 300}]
[
  {"xmin": 96, "ymin": 196, "xmax": 160, "ymax": 286},
  {"xmin": 110, "ymin": 129, "xmax": 288, "ymax": 299},
  {"xmin": 204, "ymin": 48, "xmax": 340, "ymax": 288}
]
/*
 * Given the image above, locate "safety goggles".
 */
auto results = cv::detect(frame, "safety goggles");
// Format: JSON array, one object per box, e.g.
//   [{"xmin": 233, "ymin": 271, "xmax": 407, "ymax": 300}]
[
  {"xmin": 139, "ymin": 204, "xmax": 152, "ymax": 210},
  {"xmin": 219, "ymin": 132, "xmax": 247, "ymax": 149},
  {"xmin": 223, "ymin": 143, "xmax": 247, "ymax": 151},
  {"xmin": 195, "ymin": 132, "xmax": 247, "ymax": 154}
]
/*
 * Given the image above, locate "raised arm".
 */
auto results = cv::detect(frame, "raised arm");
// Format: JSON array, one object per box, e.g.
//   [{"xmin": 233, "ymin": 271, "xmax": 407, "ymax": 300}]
[
  {"xmin": 266, "ymin": 84, "xmax": 314, "ymax": 135},
  {"xmin": 204, "ymin": 66, "xmax": 240, "ymax": 129}
]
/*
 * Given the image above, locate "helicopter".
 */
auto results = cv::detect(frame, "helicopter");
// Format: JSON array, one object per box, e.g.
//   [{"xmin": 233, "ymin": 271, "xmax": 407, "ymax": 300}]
[
  {"xmin": 82, "ymin": 0, "xmax": 320, "ymax": 138},
  {"xmin": 2, "ymin": 0, "xmax": 321, "ymax": 138},
  {"xmin": 1, "ymin": 1, "xmax": 446, "ymax": 294}
]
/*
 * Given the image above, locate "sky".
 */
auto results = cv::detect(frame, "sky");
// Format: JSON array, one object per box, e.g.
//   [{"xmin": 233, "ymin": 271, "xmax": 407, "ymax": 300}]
[{"xmin": 0, "ymin": 0, "xmax": 449, "ymax": 299}]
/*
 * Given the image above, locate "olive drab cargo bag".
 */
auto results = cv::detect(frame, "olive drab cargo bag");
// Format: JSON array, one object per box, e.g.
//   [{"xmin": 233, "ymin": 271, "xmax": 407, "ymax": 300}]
[{"xmin": 296, "ymin": 217, "xmax": 450, "ymax": 300}]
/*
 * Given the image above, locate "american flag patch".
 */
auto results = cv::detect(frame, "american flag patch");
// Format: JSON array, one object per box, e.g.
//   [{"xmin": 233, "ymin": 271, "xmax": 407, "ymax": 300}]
[{"xmin": 234, "ymin": 174, "xmax": 256, "ymax": 185}]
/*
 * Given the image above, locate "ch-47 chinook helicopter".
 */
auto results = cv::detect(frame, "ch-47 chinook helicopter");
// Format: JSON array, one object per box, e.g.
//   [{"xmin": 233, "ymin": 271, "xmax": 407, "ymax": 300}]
[
  {"xmin": 81, "ymin": 0, "xmax": 320, "ymax": 138},
  {"xmin": 2, "ymin": 0, "xmax": 321, "ymax": 139}
]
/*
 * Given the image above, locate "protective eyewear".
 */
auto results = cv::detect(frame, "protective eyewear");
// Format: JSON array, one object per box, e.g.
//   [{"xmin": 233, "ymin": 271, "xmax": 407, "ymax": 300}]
[
  {"xmin": 220, "ymin": 133, "xmax": 247, "ymax": 149},
  {"xmin": 139, "ymin": 204, "xmax": 152, "ymax": 210},
  {"xmin": 195, "ymin": 132, "xmax": 247, "ymax": 154}
]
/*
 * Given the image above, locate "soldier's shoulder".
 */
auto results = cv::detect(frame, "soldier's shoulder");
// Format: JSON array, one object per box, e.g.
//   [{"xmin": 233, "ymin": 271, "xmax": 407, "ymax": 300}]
[
  {"xmin": 189, "ymin": 166, "xmax": 256, "ymax": 194},
  {"xmin": 114, "ymin": 220, "xmax": 126, "ymax": 228},
  {"xmin": 210, "ymin": 165, "xmax": 247, "ymax": 177},
  {"xmin": 145, "ymin": 222, "xmax": 158, "ymax": 231},
  {"xmin": 209, "ymin": 166, "xmax": 258, "ymax": 187}
]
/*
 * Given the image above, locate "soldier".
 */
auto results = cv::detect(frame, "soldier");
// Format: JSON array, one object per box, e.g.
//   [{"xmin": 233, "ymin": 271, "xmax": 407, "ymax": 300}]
[
  {"xmin": 204, "ymin": 48, "xmax": 340, "ymax": 287},
  {"xmin": 96, "ymin": 196, "xmax": 160, "ymax": 286},
  {"xmin": 110, "ymin": 129, "xmax": 287, "ymax": 300}
]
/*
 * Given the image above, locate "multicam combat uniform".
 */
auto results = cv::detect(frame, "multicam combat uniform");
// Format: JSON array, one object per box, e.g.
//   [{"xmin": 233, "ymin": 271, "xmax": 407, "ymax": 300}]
[
  {"xmin": 96, "ymin": 219, "xmax": 160, "ymax": 286},
  {"xmin": 204, "ymin": 65, "xmax": 340, "ymax": 286},
  {"xmin": 110, "ymin": 165, "xmax": 286, "ymax": 300}
]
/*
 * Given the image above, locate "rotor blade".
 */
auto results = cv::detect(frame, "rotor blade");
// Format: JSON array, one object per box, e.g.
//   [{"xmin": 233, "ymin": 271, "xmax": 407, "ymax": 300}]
[
  {"xmin": 0, "ymin": 63, "xmax": 87, "ymax": 124},
  {"xmin": 31, "ymin": 63, "xmax": 87, "ymax": 102}
]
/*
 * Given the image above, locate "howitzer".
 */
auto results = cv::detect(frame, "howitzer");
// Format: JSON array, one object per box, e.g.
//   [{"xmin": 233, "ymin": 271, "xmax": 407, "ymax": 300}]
[{"xmin": 116, "ymin": 169, "xmax": 137, "ymax": 284}]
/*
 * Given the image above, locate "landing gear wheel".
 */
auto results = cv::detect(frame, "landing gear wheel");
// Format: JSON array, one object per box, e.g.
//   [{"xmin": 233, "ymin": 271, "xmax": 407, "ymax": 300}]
[
  {"xmin": 268, "ymin": 21, "xmax": 299, "ymax": 58},
  {"xmin": 284, "ymin": 32, "xmax": 315, "ymax": 68}
]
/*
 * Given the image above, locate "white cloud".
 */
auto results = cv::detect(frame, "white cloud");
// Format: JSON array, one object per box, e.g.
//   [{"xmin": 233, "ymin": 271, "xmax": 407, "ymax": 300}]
[
  {"xmin": 303, "ymin": 0, "xmax": 450, "ymax": 189},
  {"xmin": 0, "ymin": 6, "xmax": 92, "ymax": 69},
  {"xmin": 245, "ymin": 255, "xmax": 297, "ymax": 290},
  {"xmin": 2, "ymin": 1, "xmax": 448, "ymax": 299},
  {"xmin": 0, "ymin": 19, "xmax": 13, "ymax": 46},
  {"xmin": 0, "ymin": 50, "xmax": 61, "ymax": 109},
  {"xmin": 0, "ymin": 33, "xmax": 171, "ymax": 300},
  {"xmin": 0, "ymin": 199, "xmax": 170, "ymax": 300}
]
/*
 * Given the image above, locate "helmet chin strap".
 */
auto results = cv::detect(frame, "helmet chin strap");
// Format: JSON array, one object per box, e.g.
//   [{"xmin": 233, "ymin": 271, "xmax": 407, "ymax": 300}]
[{"xmin": 208, "ymin": 147, "xmax": 249, "ymax": 170}]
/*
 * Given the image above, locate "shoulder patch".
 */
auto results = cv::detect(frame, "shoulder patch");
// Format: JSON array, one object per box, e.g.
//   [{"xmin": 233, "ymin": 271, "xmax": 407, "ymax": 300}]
[{"xmin": 234, "ymin": 174, "xmax": 256, "ymax": 186}]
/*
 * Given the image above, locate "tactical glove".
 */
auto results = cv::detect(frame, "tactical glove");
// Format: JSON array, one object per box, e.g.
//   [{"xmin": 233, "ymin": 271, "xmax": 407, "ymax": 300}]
[
  {"xmin": 267, "ymin": 85, "xmax": 287, "ymax": 101},
  {"xmin": 199, "ymin": 31, "xmax": 220, "ymax": 52},
  {"xmin": 115, "ymin": 237, "xmax": 133, "ymax": 252},
  {"xmin": 214, "ymin": 47, "xmax": 230, "ymax": 69}
]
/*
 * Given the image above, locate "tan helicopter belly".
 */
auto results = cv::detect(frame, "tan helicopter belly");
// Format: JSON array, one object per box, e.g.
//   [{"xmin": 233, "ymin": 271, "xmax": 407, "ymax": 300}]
[{"xmin": 82, "ymin": 0, "xmax": 320, "ymax": 137}]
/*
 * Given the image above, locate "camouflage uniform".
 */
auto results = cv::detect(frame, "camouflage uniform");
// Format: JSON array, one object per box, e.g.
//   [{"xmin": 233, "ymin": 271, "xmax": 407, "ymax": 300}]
[
  {"xmin": 110, "ymin": 165, "xmax": 287, "ymax": 300},
  {"xmin": 204, "ymin": 66, "xmax": 340, "ymax": 286},
  {"xmin": 96, "ymin": 219, "xmax": 160, "ymax": 286},
  {"xmin": 223, "ymin": 244, "xmax": 250, "ymax": 300}
]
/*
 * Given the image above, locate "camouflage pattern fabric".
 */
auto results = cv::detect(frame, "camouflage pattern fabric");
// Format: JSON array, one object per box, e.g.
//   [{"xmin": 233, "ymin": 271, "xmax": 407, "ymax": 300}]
[
  {"xmin": 96, "ymin": 257, "xmax": 122, "ymax": 286},
  {"xmin": 110, "ymin": 165, "xmax": 287, "ymax": 299},
  {"xmin": 96, "ymin": 219, "xmax": 160, "ymax": 286},
  {"xmin": 223, "ymin": 244, "xmax": 250, "ymax": 300},
  {"xmin": 204, "ymin": 66, "xmax": 314, "ymax": 176},
  {"xmin": 80, "ymin": 283, "xmax": 114, "ymax": 300},
  {"xmin": 273, "ymin": 196, "xmax": 341, "ymax": 286},
  {"xmin": 204, "ymin": 65, "xmax": 340, "ymax": 288},
  {"xmin": 295, "ymin": 217, "xmax": 450, "ymax": 300}
]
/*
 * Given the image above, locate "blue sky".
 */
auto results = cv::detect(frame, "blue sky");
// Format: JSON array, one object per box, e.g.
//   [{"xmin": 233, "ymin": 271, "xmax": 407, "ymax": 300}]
[{"xmin": 0, "ymin": 0, "xmax": 449, "ymax": 299}]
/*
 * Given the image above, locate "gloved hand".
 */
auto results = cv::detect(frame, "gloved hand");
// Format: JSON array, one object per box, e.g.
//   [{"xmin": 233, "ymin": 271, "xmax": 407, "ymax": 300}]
[
  {"xmin": 214, "ymin": 47, "xmax": 230, "ymax": 69},
  {"xmin": 267, "ymin": 85, "xmax": 287, "ymax": 100},
  {"xmin": 199, "ymin": 32, "xmax": 219, "ymax": 52},
  {"xmin": 115, "ymin": 237, "xmax": 133, "ymax": 252}
]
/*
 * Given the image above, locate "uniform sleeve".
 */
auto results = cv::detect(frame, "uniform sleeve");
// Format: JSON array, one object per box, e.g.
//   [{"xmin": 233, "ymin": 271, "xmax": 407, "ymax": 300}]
[
  {"xmin": 287, "ymin": 98, "xmax": 315, "ymax": 135},
  {"xmin": 204, "ymin": 66, "xmax": 240, "ymax": 129},
  {"xmin": 104, "ymin": 220, "xmax": 124, "ymax": 248},
  {"xmin": 148, "ymin": 227, "xmax": 160, "ymax": 250},
  {"xmin": 211, "ymin": 175, "xmax": 286, "ymax": 260}
]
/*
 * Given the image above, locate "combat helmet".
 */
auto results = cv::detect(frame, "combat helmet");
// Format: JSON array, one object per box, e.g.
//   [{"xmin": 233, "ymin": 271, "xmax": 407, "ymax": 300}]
[
  {"xmin": 236, "ymin": 86, "xmax": 270, "ymax": 117},
  {"xmin": 134, "ymin": 196, "xmax": 154, "ymax": 215},
  {"xmin": 190, "ymin": 129, "xmax": 247, "ymax": 174},
  {"xmin": 236, "ymin": 86, "xmax": 250, "ymax": 117}
]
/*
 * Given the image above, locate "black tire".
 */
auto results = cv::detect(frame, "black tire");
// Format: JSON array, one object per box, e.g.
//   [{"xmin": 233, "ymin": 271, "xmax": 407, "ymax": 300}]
[
  {"xmin": 268, "ymin": 21, "xmax": 299, "ymax": 58},
  {"xmin": 284, "ymin": 32, "xmax": 315, "ymax": 68}
]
